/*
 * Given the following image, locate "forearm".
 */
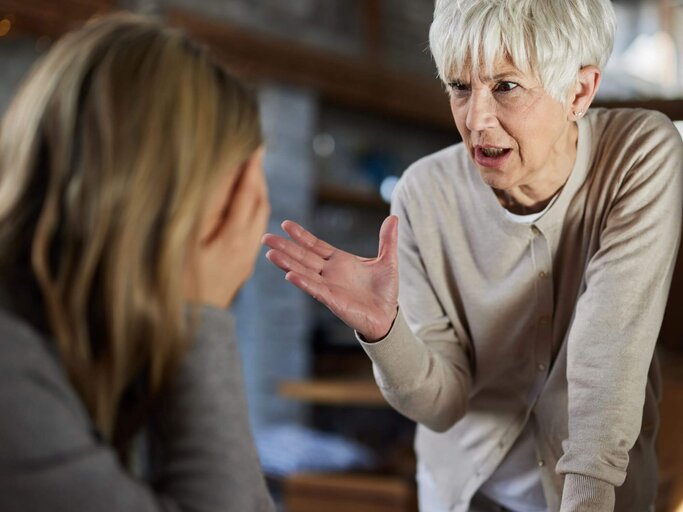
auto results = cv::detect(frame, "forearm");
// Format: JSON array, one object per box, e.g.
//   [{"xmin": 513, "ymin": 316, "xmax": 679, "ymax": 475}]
[
  {"xmin": 149, "ymin": 306, "xmax": 274, "ymax": 512},
  {"xmin": 358, "ymin": 309, "xmax": 470, "ymax": 432}
]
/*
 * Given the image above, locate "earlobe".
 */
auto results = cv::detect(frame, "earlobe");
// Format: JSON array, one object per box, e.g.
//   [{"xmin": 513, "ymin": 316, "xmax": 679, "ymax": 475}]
[{"xmin": 569, "ymin": 65, "xmax": 601, "ymax": 121}]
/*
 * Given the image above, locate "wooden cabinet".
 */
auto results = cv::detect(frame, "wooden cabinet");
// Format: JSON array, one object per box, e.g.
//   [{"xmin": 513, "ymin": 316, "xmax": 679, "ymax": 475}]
[
  {"xmin": 657, "ymin": 351, "xmax": 683, "ymax": 512},
  {"xmin": 285, "ymin": 472, "xmax": 417, "ymax": 512}
]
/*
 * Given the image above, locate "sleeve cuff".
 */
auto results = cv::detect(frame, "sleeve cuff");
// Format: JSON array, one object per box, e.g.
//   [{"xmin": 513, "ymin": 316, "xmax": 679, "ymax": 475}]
[
  {"xmin": 354, "ymin": 308, "xmax": 425, "ymax": 390},
  {"xmin": 560, "ymin": 474, "xmax": 615, "ymax": 512}
]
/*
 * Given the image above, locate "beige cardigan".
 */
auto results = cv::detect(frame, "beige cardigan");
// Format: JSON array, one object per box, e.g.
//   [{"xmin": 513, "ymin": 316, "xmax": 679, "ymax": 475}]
[{"xmin": 360, "ymin": 109, "xmax": 683, "ymax": 511}]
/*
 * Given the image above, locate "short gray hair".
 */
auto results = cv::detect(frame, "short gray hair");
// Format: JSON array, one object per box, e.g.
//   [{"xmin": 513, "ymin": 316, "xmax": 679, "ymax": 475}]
[{"xmin": 429, "ymin": 0, "xmax": 616, "ymax": 102}]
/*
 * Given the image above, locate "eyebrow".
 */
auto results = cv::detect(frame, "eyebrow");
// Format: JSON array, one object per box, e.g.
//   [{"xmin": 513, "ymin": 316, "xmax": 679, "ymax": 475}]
[
  {"xmin": 490, "ymin": 72, "xmax": 521, "ymax": 81},
  {"xmin": 450, "ymin": 70, "xmax": 523, "ymax": 83}
]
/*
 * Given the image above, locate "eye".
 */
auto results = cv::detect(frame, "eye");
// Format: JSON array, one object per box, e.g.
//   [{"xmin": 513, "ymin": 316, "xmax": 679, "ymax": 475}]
[
  {"xmin": 448, "ymin": 80, "xmax": 470, "ymax": 93},
  {"xmin": 494, "ymin": 81, "xmax": 519, "ymax": 93}
]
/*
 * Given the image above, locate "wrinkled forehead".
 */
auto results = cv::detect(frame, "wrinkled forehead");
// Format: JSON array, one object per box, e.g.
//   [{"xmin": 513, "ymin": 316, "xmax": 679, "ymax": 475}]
[
  {"xmin": 445, "ymin": 48, "xmax": 538, "ymax": 84},
  {"xmin": 444, "ymin": 46, "xmax": 539, "ymax": 81}
]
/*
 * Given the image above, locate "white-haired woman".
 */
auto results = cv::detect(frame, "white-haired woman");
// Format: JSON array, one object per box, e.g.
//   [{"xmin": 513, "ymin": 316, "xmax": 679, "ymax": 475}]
[
  {"xmin": 263, "ymin": 1, "xmax": 683, "ymax": 511},
  {"xmin": 0, "ymin": 14, "xmax": 273, "ymax": 512}
]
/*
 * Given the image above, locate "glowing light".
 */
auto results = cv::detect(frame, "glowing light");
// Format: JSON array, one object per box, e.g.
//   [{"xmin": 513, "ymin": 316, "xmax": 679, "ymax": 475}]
[
  {"xmin": 379, "ymin": 176, "xmax": 399, "ymax": 204},
  {"xmin": 675, "ymin": 121, "xmax": 683, "ymax": 140},
  {"xmin": 0, "ymin": 18, "xmax": 11, "ymax": 37}
]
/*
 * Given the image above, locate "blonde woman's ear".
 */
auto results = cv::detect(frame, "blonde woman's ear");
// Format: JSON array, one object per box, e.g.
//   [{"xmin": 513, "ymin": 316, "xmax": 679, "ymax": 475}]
[
  {"xmin": 201, "ymin": 146, "xmax": 266, "ymax": 245},
  {"xmin": 199, "ymin": 166, "xmax": 242, "ymax": 246}
]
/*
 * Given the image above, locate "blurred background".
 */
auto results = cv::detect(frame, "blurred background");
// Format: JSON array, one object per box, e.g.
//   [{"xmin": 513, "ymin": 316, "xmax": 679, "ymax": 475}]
[{"xmin": 1, "ymin": 1, "xmax": 682, "ymax": 511}]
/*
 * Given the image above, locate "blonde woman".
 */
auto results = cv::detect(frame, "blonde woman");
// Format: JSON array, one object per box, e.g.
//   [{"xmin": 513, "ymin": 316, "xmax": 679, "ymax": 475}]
[
  {"xmin": 0, "ymin": 14, "xmax": 273, "ymax": 512},
  {"xmin": 264, "ymin": 0, "xmax": 683, "ymax": 511}
]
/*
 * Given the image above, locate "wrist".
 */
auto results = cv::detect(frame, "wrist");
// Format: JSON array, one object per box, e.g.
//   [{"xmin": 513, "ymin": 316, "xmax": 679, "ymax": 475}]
[{"xmin": 361, "ymin": 305, "xmax": 399, "ymax": 342}]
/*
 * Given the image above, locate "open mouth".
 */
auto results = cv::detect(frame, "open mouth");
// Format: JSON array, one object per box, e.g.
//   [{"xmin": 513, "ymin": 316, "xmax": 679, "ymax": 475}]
[
  {"xmin": 481, "ymin": 147, "xmax": 507, "ymax": 157},
  {"xmin": 474, "ymin": 146, "xmax": 512, "ymax": 168}
]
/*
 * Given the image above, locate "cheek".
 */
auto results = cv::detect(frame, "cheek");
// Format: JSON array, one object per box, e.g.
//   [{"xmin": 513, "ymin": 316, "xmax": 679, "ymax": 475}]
[{"xmin": 450, "ymin": 100, "xmax": 470, "ymax": 138}]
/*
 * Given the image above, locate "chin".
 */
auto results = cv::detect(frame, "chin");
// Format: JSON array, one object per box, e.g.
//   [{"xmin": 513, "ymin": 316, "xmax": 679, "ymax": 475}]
[{"xmin": 478, "ymin": 169, "xmax": 516, "ymax": 191}]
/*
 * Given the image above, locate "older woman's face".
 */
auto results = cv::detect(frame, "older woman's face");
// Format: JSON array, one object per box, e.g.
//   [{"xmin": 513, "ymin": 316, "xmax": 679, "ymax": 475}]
[{"xmin": 448, "ymin": 57, "xmax": 573, "ymax": 191}]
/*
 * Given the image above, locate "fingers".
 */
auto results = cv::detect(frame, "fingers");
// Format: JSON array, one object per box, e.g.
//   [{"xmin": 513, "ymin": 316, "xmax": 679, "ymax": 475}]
[
  {"xmin": 377, "ymin": 215, "xmax": 399, "ymax": 263},
  {"xmin": 262, "ymin": 233, "xmax": 326, "ymax": 273},
  {"xmin": 265, "ymin": 248, "xmax": 323, "ymax": 283},
  {"xmin": 281, "ymin": 220, "xmax": 336, "ymax": 259}
]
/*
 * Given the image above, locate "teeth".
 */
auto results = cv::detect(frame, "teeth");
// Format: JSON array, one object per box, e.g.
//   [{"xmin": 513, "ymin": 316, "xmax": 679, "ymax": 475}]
[{"xmin": 481, "ymin": 147, "xmax": 506, "ymax": 157}]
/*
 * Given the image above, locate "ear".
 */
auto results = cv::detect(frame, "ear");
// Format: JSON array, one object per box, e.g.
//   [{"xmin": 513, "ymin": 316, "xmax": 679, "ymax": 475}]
[
  {"xmin": 567, "ymin": 65, "xmax": 601, "ymax": 121},
  {"xmin": 199, "ymin": 164, "xmax": 242, "ymax": 245}
]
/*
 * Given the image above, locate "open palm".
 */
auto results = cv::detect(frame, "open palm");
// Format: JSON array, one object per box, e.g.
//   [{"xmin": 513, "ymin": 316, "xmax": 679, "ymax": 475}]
[{"xmin": 261, "ymin": 216, "xmax": 399, "ymax": 341}]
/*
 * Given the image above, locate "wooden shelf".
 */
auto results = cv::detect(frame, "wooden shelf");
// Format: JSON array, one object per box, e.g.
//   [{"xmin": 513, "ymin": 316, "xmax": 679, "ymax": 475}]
[
  {"xmin": 278, "ymin": 379, "xmax": 388, "ymax": 407},
  {"xmin": 167, "ymin": 11, "xmax": 683, "ymax": 126},
  {"xmin": 285, "ymin": 472, "xmax": 417, "ymax": 512},
  {"xmin": 167, "ymin": 10, "xmax": 455, "ymax": 130},
  {"xmin": 316, "ymin": 185, "xmax": 389, "ymax": 210},
  {"xmin": 2, "ymin": 7, "xmax": 681, "ymax": 124},
  {"xmin": 0, "ymin": 0, "xmax": 115, "ymax": 38}
]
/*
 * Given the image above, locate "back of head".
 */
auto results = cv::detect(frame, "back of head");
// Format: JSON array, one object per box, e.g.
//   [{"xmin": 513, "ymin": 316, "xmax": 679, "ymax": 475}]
[
  {"xmin": 429, "ymin": 0, "xmax": 616, "ymax": 102},
  {"xmin": 0, "ymin": 13, "xmax": 262, "ymax": 443}
]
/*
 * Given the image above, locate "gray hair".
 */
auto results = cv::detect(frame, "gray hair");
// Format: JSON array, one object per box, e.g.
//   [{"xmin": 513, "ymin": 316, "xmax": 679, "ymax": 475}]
[{"xmin": 429, "ymin": 0, "xmax": 616, "ymax": 102}]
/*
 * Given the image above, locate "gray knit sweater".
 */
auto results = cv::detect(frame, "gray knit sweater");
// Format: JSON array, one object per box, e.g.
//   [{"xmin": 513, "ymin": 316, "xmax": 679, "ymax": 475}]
[{"xmin": 0, "ymin": 305, "xmax": 275, "ymax": 512}]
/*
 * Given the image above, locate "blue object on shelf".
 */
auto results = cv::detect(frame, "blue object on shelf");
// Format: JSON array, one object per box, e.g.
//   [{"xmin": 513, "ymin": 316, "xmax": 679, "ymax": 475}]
[{"xmin": 255, "ymin": 423, "xmax": 377, "ymax": 477}]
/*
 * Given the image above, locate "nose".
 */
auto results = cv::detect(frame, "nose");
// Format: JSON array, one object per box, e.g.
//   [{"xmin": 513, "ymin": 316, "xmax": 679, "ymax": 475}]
[{"xmin": 464, "ymin": 90, "xmax": 498, "ymax": 132}]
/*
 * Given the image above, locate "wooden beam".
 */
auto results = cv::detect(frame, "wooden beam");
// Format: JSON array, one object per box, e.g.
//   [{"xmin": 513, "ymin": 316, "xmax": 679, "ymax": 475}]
[
  {"xmin": 279, "ymin": 379, "xmax": 388, "ymax": 407},
  {"xmin": 167, "ymin": 10, "xmax": 456, "ymax": 130},
  {"xmin": 361, "ymin": 0, "xmax": 382, "ymax": 62},
  {"xmin": 0, "ymin": 0, "xmax": 115, "ymax": 38}
]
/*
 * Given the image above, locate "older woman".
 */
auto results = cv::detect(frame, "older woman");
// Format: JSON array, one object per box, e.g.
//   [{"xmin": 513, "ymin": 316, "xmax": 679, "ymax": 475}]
[{"xmin": 263, "ymin": 1, "xmax": 683, "ymax": 511}]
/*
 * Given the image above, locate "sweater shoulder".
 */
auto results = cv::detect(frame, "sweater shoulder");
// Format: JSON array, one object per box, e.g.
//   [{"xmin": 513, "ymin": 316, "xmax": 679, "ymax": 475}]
[
  {"xmin": 583, "ymin": 108, "xmax": 682, "ymax": 197},
  {"xmin": 0, "ymin": 309, "xmax": 84, "ymax": 416},
  {"xmin": 588, "ymin": 108, "xmax": 682, "ymax": 162},
  {"xmin": 0, "ymin": 309, "xmax": 59, "ymax": 372},
  {"xmin": 393, "ymin": 142, "xmax": 471, "ymax": 208}
]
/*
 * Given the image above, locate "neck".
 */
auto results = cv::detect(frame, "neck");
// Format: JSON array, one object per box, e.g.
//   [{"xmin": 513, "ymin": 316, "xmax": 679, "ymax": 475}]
[{"xmin": 496, "ymin": 121, "xmax": 579, "ymax": 215}]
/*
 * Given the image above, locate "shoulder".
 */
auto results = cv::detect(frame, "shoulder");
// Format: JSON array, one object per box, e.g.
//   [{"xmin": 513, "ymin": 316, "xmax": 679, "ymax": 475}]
[
  {"xmin": 0, "ymin": 309, "xmax": 85, "ymax": 415},
  {"xmin": 589, "ymin": 107, "xmax": 682, "ymax": 161},
  {"xmin": 0, "ymin": 309, "xmax": 58, "ymax": 370},
  {"xmin": 0, "ymin": 309, "xmax": 95, "ymax": 462},
  {"xmin": 393, "ymin": 142, "xmax": 472, "ymax": 208},
  {"xmin": 587, "ymin": 108, "xmax": 682, "ymax": 189}
]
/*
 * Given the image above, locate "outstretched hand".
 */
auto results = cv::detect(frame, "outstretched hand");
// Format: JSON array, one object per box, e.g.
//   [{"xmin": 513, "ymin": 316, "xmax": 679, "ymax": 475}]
[{"xmin": 262, "ymin": 216, "xmax": 399, "ymax": 341}]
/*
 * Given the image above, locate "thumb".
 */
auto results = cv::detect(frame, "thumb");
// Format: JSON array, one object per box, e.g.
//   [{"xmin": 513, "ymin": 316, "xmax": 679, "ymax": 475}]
[{"xmin": 377, "ymin": 215, "xmax": 399, "ymax": 264}]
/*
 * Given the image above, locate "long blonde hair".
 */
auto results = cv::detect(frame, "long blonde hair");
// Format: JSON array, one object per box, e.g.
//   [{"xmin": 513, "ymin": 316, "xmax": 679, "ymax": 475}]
[{"xmin": 0, "ymin": 13, "xmax": 262, "ymax": 444}]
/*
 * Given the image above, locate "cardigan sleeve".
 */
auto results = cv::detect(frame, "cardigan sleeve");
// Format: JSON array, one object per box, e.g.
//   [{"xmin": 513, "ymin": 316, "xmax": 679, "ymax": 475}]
[
  {"xmin": 358, "ymin": 182, "xmax": 473, "ymax": 432},
  {"xmin": 0, "ymin": 306, "xmax": 274, "ymax": 512},
  {"xmin": 556, "ymin": 113, "xmax": 683, "ymax": 511}
]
